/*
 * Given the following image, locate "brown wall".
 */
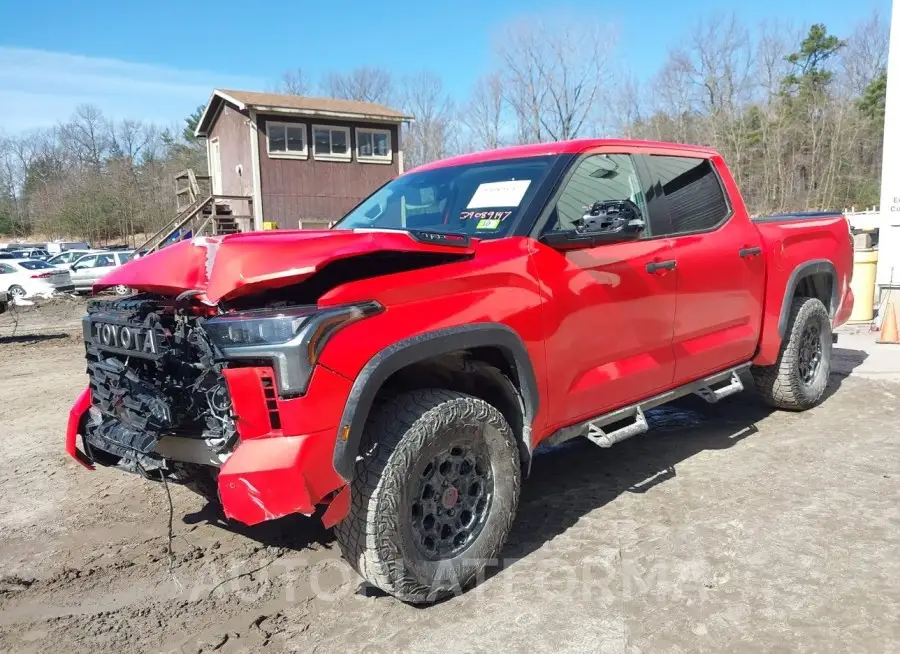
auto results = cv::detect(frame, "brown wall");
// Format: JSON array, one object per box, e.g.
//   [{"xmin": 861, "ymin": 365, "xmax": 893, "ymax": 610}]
[
  {"xmin": 256, "ymin": 115, "xmax": 399, "ymax": 229},
  {"xmin": 208, "ymin": 104, "xmax": 253, "ymax": 197}
]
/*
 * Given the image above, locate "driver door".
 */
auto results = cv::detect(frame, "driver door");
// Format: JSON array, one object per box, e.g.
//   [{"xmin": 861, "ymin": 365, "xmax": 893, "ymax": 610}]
[{"xmin": 531, "ymin": 153, "xmax": 678, "ymax": 428}]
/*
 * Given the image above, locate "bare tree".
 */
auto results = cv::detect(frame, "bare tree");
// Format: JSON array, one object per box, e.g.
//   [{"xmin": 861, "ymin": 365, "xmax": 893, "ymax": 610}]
[
  {"xmin": 497, "ymin": 15, "xmax": 614, "ymax": 143},
  {"xmin": 323, "ymin": 67, "xmax": 394, "ymax": 104},
  {"xmin": 61, "ymin": 104, "xmax": 110, "ymax": 169},
  {"xmin": 109, "ymin": 119, "xmax": 155, "ymax": 163},
  {"xmin": 839, "ymin": 10, "xmax": 889, "ymax": 96},
  {"xmin": 400, "ymin": 72, "xmax": 456, "ymax": 169},
  {"xmin": 462, "ymin": 73, "xmax": 505, "ymax": 150},
  {"xmin": 279, "ymin": 68, "xmax": 312, "ymax": 96}
]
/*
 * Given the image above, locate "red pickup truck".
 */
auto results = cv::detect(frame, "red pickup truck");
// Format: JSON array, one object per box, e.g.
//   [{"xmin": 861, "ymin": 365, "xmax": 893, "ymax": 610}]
[{"xmin": 67, "ymin": 139, "xmax": 853, "ymax": 602}]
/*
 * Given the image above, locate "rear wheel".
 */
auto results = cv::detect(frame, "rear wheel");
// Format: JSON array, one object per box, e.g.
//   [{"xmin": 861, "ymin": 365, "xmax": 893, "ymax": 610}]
[
  {"xmin": 114, "ymin": 285, "xmax": 130, "ymax": 296},
  {"xmin": 334, "ymin": 389, "xmax": 521, "ymax": 603},
  {"xmin": 8, "ymin": 285, "xmax": 26, "ymax": 300},
  {"xmin": 752, "ymin": 296, "xmax": 832, "ymax": 410}
]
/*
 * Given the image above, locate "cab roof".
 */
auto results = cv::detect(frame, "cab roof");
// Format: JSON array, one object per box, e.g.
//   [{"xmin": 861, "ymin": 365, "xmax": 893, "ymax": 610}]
[{"xmin": 407, "ymin": 139, "xmax": 719, "ymax": 174}]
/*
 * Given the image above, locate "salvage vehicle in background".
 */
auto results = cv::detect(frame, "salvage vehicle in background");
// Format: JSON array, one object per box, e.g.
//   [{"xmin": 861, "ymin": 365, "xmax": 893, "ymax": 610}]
[
  {"xmin": 0, "ymin": 260, "xmax": 73, "ymax": 299},
  {"xmin": 69, "ymin": 251, "xmax": 133, "ymax": 294},
  {"xmin": 67, "ymin": 139, "xmax": 854, "ymax": 603}
]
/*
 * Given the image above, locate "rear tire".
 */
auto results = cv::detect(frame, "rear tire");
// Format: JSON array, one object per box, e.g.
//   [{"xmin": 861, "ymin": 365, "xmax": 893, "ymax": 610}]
[
  {"xmin": 752, "ymin": 296, "xmax": 832, "ymax": 410},
  {"xmin": 8, "ymin": 285, "xmax": 26, "ymax": 300},
  {"xmin": 334, "ymin": 389, "xmax": 521, "ymax": 603}
]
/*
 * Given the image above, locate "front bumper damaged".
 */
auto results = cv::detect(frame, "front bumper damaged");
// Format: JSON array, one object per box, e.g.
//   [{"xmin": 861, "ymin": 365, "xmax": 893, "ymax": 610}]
[{"xmin": 67, "ymin": 363, "xmax": 353, "ymax": 526}]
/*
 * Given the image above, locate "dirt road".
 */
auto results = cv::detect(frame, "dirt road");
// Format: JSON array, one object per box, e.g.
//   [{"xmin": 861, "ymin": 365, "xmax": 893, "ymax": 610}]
[{"xmin": 0, "ymin": 316, "xmax": 897, "ymax": 653}]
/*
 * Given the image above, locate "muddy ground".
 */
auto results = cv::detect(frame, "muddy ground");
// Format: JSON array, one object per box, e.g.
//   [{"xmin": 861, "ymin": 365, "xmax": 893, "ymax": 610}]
[{"xmin": 0, "ymin": 301, "xmax": 897, "ymax": 653}]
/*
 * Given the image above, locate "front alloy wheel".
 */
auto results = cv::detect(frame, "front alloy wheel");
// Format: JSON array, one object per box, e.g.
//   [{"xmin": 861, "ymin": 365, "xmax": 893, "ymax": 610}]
[{"xmin": 335, "ymin": 389, "xmax": 521, "ymax": 603}]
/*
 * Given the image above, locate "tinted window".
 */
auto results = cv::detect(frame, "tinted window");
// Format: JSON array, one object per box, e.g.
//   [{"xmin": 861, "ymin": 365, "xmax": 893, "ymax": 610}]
[
  {"xmin": 546, "ymin": 154, "xmax": 648, "ymax": 234},
  {"xmin": 0, "ymin": 264, "xmax": 14, "ymax": 274},
  {"xmin": 116, "ymin": 252, "xmax": 133, "ymax": 264},
  {"xmin": 18, "ymin": 261, "xmax": 53, "ymax": 270},
  {"xmin": 649, "ymin": 156, "xmax": 729, "ymax": 234}
]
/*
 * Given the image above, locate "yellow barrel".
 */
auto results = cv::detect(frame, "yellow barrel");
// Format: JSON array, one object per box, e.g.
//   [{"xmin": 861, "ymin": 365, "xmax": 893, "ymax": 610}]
[{"xmin": 848, "ymin": 248, "xmax": 878, "ymax": 322}]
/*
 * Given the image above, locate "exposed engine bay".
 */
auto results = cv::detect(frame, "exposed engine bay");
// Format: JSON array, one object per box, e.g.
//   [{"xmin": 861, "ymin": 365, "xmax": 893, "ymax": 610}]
[{"xmin": 82, "ymin": 295, "xmax": 236, "ymax": 477}]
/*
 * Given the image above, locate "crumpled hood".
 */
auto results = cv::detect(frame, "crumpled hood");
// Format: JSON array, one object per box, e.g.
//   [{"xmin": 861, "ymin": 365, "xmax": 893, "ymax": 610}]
[{"xmin": 95, "ymin": 229, "xmax": 475, "ymax": 304}]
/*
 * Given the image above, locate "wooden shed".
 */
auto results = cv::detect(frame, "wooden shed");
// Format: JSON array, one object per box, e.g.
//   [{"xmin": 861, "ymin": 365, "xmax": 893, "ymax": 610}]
[{"xmin": 194, "ymin": 89, "xmax": 413, "ymax": 230}]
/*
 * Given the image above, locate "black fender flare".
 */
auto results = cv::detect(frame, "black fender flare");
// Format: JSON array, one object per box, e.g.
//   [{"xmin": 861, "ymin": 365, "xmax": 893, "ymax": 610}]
[
  {"xmin": 777, "ymin": 259, "xmax": 838, "ymax": 338},
  {"xmin": 333, "ymin": 323, "xmax": 539, "ymax": 481}
]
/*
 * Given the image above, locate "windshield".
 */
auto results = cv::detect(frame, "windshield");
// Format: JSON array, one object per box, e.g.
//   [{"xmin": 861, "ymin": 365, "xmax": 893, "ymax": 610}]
[{"xmin": 333, "ymin": 156, "xmax": 555, "ymax": 238}]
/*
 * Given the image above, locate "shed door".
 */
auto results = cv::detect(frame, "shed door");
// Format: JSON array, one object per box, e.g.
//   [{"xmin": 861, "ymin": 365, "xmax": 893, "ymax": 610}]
[{"xmin": 210, "ymin": 138, "xmax": 223, "ymax": 195}]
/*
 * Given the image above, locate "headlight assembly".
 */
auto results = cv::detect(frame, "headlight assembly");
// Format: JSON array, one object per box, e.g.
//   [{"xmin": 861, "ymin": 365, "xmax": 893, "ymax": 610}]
[{"xmin": 203, "ymin": 301, "xmax": 382, "ymax": 395}]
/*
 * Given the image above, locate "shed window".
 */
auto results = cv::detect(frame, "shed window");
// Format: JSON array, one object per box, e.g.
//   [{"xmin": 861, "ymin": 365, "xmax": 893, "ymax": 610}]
[
  {"xmin": 357, "ymin": 128, "xmax": 392, "ymax": 163},
  {"xmin": 266, "ymin": 122, "xmax": 307, "ymax": 158},
  {"xmin": 312, "ymin": 125, "xmax": 351, "ymax": 161}
]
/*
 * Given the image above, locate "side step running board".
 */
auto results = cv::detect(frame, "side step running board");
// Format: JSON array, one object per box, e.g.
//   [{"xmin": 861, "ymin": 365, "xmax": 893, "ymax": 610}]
[
  {"xmin": 545, "ymin": 364, "xmax": 751, "ymax": 449},
  {"xmin": 693, "ymin": 371, "xmax": 744, "ymax": 404},
  {"xmin": 586, "ymin": 406, "xmax": 648, "ymax": 448}
]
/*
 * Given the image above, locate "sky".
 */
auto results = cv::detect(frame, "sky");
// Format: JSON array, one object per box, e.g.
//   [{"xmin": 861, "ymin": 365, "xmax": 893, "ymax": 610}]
[{"xmin": 0, "ymin": 0, "xmax": 892, "ymax": 133}]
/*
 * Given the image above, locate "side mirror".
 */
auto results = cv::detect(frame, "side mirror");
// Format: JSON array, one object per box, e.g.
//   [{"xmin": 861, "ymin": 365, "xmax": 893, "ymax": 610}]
[{"xmin": 540, "ymin": 199, "xmax": 645, "ymax": 251}]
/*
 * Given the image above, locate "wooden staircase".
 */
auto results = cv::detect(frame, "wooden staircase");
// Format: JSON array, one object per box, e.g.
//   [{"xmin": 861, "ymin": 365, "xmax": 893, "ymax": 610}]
[{"xmin": 135, "ymin": 170, "xmax": 253, "ymax": 255}]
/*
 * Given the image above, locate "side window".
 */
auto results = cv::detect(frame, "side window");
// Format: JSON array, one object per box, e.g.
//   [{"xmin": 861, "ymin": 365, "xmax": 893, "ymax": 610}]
[
  {"xmin": 95, "ymin": 254, "xmax": 115, "ymax": 267},
  {"xmin": 545, "ymin": 154, "xmax": 647, "ymax": 234},
  {"xmin": 117, "ymin": 253, "xmax": 133, "ymax": 264},
  {"xmin": 0, "ymin": 263, "xmax": 14, "ymax": 274},
  {"xmin": 74, "ymin": 255, "xmax": 96, "ymax": 269},
  {"xmin": 648, "ymin": 156, "xmax": 729, "ymax": 234}
]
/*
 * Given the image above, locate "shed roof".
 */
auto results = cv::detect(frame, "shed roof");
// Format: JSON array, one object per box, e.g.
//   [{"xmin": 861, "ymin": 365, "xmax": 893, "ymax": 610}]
[{"xmin": 195, "ymin": 89, "xmax": 413, "ymax": 137}]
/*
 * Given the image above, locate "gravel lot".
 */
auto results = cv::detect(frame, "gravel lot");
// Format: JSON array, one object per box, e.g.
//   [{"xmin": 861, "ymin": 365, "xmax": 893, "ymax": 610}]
[{"xmin": 0, "ymin": 301, "xmax": 898, "ymax": 653}]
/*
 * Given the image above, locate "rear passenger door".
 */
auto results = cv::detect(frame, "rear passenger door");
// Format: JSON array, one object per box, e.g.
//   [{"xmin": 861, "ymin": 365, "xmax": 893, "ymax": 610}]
[{"xmin": 640, "ymin": 154, "xmax": 765, "ymax": 384}]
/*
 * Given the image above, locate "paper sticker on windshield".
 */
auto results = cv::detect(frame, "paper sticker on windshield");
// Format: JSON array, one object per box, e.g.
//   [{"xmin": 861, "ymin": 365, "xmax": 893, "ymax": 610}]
[
  {"xmin": 476, "ymin": 218, "xmax": 501, "ymax": 230},
  {"xmin": 460, "ymin": 210, "xmax": 512, "ymax": 222},
  {"xmin": 466, "ymin": 180, "xmax": 531, "ymax": 209}
]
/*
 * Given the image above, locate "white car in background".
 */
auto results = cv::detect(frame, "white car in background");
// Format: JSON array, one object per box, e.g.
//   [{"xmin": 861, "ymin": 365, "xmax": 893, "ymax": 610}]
[
  {"xmin": 70, "ymin": 251, "xmax": 134, "ymax": 294},
  {"xmin": 47, "ymin": 249, "xmax": 99, "ymax": 268},
  {"xmin": 0, "ymin": 260, "xmax": 74, "ymax": 300}
]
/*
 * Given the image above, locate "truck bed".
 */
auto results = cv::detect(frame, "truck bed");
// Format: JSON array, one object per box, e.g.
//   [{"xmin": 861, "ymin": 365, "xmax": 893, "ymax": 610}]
[{"xmin": 752, "ymin": 211, "xmax": 854, "ymax": 365}]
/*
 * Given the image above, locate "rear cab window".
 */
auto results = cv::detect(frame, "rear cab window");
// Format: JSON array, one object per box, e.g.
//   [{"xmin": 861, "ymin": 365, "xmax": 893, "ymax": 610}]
[{"xmin": 644, "ymin": 155, "xmax": 730, "ymax": 235}]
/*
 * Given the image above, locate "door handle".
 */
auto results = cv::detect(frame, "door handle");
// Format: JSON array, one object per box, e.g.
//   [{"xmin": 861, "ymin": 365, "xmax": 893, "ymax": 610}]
[
  {"xmin": 645, "ymin": 259, "xmax": 677, "ymax": 274},
  {"xmin": 739, "ymin": 246, "xmax": 762, "ymax": 258}
]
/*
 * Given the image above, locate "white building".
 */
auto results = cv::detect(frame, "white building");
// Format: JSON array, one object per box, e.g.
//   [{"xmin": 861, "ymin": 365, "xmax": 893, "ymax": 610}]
[{"xmin": 877, "ymin": 0, "xmax": 900, "ymax": 296}]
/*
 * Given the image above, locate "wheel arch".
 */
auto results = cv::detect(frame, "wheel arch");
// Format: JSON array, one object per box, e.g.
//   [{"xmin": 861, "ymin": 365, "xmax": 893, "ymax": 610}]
[
  {"xmin": 777, "ymin": 259, "xmax": 838, "ymax": 338},
  {"xmin": 333, "ymin": 324, "xmax": 539, "ymax": 481}
]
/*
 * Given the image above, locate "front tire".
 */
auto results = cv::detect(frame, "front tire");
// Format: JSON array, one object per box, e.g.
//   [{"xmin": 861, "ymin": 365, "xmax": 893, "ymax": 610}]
[
  {"xmin": 752, "ymin": 296, "xmax": 832, "ymax": 410},
  {"xmin": 335, "ymin": 389, "xmax": 521, "ymax": 603}
]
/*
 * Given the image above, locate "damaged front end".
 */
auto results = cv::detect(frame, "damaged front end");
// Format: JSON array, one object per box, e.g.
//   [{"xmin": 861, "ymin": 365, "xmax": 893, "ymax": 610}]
[
  {"xmin": 79, "ymin": 295, "xmax": 236, "ymax": 482},
  {"xmin": 68, "ymin": 293, "xmax": 371, "ymax": 526}
]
